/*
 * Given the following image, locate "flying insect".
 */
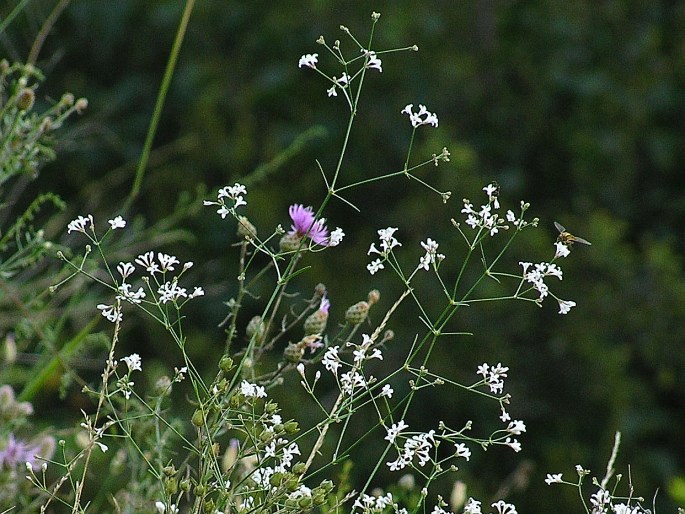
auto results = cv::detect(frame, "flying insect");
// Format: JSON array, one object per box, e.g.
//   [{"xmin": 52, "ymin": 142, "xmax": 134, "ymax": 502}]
[{"xmin": 554, "ymin": 221, "xmax": 592, "ymax": 246}]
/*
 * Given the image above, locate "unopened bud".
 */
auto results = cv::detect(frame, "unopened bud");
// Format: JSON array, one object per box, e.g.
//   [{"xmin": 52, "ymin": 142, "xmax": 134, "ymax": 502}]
[
  {"xmin": 237, "ymin": 216, "xmax": 257, "ymax": 239},
  {"xmin": 246, "ymin": 316, "xmax": 266, "ymax": 343},
  {"xmin": 75, "ymin": 98, "xmax": 88, "ymax": 113},
  {"xmin": 367, "ymin": 289, "xmax": 380, "ymax": 305},
  {"xmin": 345, "ymin": 301, "xmax": 369, "ymax": 325},
  {"xmin": 279, "ymin": 233, "xmax": 302, "ymax": 252},
  {"xmin": 3, "ymin": 333, "xmax": 16, "ymax": 364},
  {"xmin": 283, "ymin": 342, "xmax": 305, "ymax": 363},
  {"xmin": 16, "ymin": 88, "xmax": 34, "ymax": 111}
]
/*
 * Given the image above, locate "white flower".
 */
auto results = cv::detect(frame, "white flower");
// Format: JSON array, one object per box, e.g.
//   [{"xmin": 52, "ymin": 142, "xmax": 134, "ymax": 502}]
[
  {"xmin": 135, "ymin": 251, "xmax": 160, "ymax": 274},
  {"xmin": 158, "ymin": 253, "xmax": 180, "ymax": 272},
  {"xmin": 385, "ymin": 420, "xmax": 409, "ymax": 443},
  {"xmin": 116, "ymin": 283, "xmax": 145, "ymax": 304},
  {"xmin": 240, "ymin": 380, "xmax": 266, "ymax": 398},
  {"xmin": 464, "ymin": 498, "xmax": 482, "ymax": 514},
  {"xmin": 327, "ymin": 86, "xmax": 337, "ymax": 97},
  {"xmin": 380, "ymin": 384, "xmax": 393, "ymax": 398},
  {"xmin": 554, "ymin": 241, "xmax": 571, "ymax": 258},
  {"xmin": 590, "ymin": 488, "xmax": 611, "ymax": 509},
  {"xmin": 454, "ymin": 442, "xmax": 471, "ymax": 461},
  {"xmin": 322, "ymin": 346, "xmax": 341, "ymax": 374},
  {"xmin": 490, "ymin": 500, "xmax": 518, "ymax": 514},
  {"xmin": 558, "ymin": 299, "xmax": 576, "ymax": 314},
  {"xmin": 158, "ymin": 281, "xmax": 187, "ymax": 303},
  {"xmin": 108, "ymin": 216, "xmax": 126, "ymax": 230},
  {"xmin": 155, "ymin": 501, "xmax": 166, "ymax": 513},
  {"xmin": 504, "ymin": 437, "xmax": 521, "ymax": 452},
  {"xmin": 328, "ymin": 227, "xmax": 345, "ymax": 246},
  {"xmin": 122, "ymin": 353, "xmax": 142, "ymax": 372},
  {"xmin": 67, "ymin": 214, "xmax": 94, "ymax": 234},
  {"xmin": 362, "ymin": 49, "xmax": 382, "ymax": 71},
  {"xmin": 544, "ymin": 473, "xmax": 563, "ymax": 485},
  {"xmin": 506, "ymin": 419, "xmax": 526, "ymax": 435},
  {"xmin": 298, "ymin": 53, "xmax": 318, "ymax": 68},
  {"xmin": 218, "ymin": 183, "xmax": 247, "ymax": 208},
  {"xmin": 401, "ymin": 103, "xmax": 438, "ymax": 128},
  {"xmin": 189, "ymin": 287, "xmax": 205, "ymax": 298},
  {"xmin": 117, "ymin": 262, "xmax": 135, "ymax": 280},
  {"xmin": 97, "ymin": 304, "xmax": 122, "ymax": 323},
  {"xmin": 367, "ymin": 258, "xmax": 384, "ymax": 275}
]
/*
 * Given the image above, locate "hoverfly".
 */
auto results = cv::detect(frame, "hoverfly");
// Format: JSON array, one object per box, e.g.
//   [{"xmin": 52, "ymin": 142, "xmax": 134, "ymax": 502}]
[{"xmin": 554, "ymin": 221, "xmax": 592, "ymax": 246}]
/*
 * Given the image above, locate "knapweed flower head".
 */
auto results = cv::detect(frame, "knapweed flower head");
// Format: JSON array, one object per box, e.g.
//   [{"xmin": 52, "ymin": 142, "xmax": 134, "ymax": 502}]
[
  {"xmin": 0, "ymin": 433, "xmax": 54, "ymax": 470},
  {"xmin": 401, "ymin": 104, "xmax": 438, "ymax": 128},
  {"xmin": 287, "ymin": 204, "xmax": 339, "ymax": 246},
  {"xmin": 303, "ymin": 295, "xmax": 330, "ymax": 335}
]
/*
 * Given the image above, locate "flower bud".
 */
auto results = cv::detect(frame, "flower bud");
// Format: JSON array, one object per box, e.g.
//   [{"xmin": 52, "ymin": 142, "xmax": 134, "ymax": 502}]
[
  {"xmin": 219, "ymin": 356, "xmax": 234, "ymax": 372},
  {"xmin": 75, "ymin": 98, "xmax": 88, "ymax": 113},
  {"xmin": 191, "ymin": 409, "xmax": 205, "ymax": 427},
  {"xmin": 154, "ymin": 375, "xmax": 172, "ymax": 396},
  {"xmin": 345, "ymin": 301, "xmax": 369, "ymax": 325},
  {"xmin": 164, "ymin": 477, "xmax": 178, "ymax": 495},
  {"xmin": 246, "ymin": 316, "xmax": 266, "ymax": 343},
  {"xmin": 237, "ymin": 216, "xmax": 257, "ymax": 239},
  {"xmin": 367, "ymin": 289, "xmax": 380, "ymax": 306},
  {"xmin": 283, "ymin": 420, "xmax": 299, "ymax": 434},
  {"xmin": 279, "ymin": 233, "xmax": 303, "ymax": 252},
  {"xmin": 60, "ymin": 93, "xmax": 74, "ymax": 107},
  {"xmin": 304, "ymin": 296, "xmax": 330, "ymax": 335},
  {"xmin": 16, "ymin": 88, "xmax": 34, "ymax": 111},
  {"xmin": 304, "ymin": 310, "xmax": 327, "ymax": 335},
  {"xmin": 3, "ymin": 334, "xmax": 16, "ymax": 364},
  {"xmin": 314, "ymin": 283, "xmax": 327, "ymax": 299},
  {"xmin": 283, "ymin": 342, "xmax": 305, "ymax": 363}
]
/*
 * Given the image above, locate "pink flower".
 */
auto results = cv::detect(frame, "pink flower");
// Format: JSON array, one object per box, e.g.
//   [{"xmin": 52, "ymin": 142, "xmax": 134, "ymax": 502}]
[{"xmin": 288, "ymin": 204, "xmax": 329, "ymax": 245}]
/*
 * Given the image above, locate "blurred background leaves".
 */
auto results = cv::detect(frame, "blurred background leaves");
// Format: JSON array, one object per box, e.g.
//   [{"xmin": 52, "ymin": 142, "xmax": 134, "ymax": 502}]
[{"xmin": 1, "ymin": 0, "xmax": 684, "ymax": 512}]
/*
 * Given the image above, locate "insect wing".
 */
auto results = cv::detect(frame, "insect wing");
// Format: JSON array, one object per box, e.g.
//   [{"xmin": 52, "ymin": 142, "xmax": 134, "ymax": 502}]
[
  {"xmin": 554, "ymin": 221, "xmax": 566, "ymax": 234},
  {"xmin": 571, "ymin": 235, "xmax": 592, "ymax": 246}
]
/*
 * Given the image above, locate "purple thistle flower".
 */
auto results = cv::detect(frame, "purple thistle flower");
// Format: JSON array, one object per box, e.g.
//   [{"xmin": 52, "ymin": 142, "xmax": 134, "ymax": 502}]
[
  {"xmin": 288, "ymin": 204, "xmax": 329, "ymax": 245},
  {"xmin": 319, "ymin": 295, "xmax": 330, "ymax": 314},
  {"xmin": 0, "ymin": 433, "xmax": 41, "ymax": 469}
]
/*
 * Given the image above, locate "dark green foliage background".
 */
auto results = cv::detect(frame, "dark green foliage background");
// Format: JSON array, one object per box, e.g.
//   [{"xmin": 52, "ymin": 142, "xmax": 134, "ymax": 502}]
[{"xmin": 3, "ymin": 1, "xmax": 685, "ymax": 512}]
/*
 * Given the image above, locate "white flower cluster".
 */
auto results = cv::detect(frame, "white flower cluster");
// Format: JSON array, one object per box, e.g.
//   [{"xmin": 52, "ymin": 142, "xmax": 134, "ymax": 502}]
[
  {"xmin": 461, "ymin": 184, "xmax": 523, "ymax": 237},
  {"xmin": 320, "ymin": 334, "xmax": 391, "ymax": 398},
  {"xmin": 203, "ymin": 183, "xmax": 247, "ymax": 219},
  {"xmin": 298, "ymin": 46, "xmax": 383, "ymax": 100},
  {"xmin": 367, "ymin": 227, "xmax": 401, "ymax": 275},
  {"xmin": 544, "ymin": 475, "xmax": 650, "ymax": 514},
  {"xmin": 67, "ymin": 214, "xmax": 205, "ymax": 323},
  {"xmin": 463, "ymin": 498, "xmax": 519, "ymax": 514},
  {"xmin": 418, "ymin": 237, "xmax": 445, "ymax": 271},
  {"xmin": 401, "ymin": 103, "xmax": 438, "ymax": 128},
  {"xmin": 519, "ymin": 261, "xmax": 576, "ymax": 314}
]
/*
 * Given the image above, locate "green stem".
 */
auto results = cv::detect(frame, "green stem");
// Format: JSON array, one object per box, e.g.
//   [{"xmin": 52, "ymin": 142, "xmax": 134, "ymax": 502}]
[{"xmin": 125, "ymin": 0, "xmax": 196, "ymax": 209}]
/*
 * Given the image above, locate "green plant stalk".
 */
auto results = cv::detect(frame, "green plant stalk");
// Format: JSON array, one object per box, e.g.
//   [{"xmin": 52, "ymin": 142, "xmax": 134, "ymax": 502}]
[
  {"xmin": 18, "ymin": 316, "xmax": 99, "ymax": 402},
  {"xmin": 0, "ymin": 0, "xmax": 33, "ymax": 37},
  {"xmin": 126, "ymin": 0, "xmax": 196, "ymax": 209}
]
